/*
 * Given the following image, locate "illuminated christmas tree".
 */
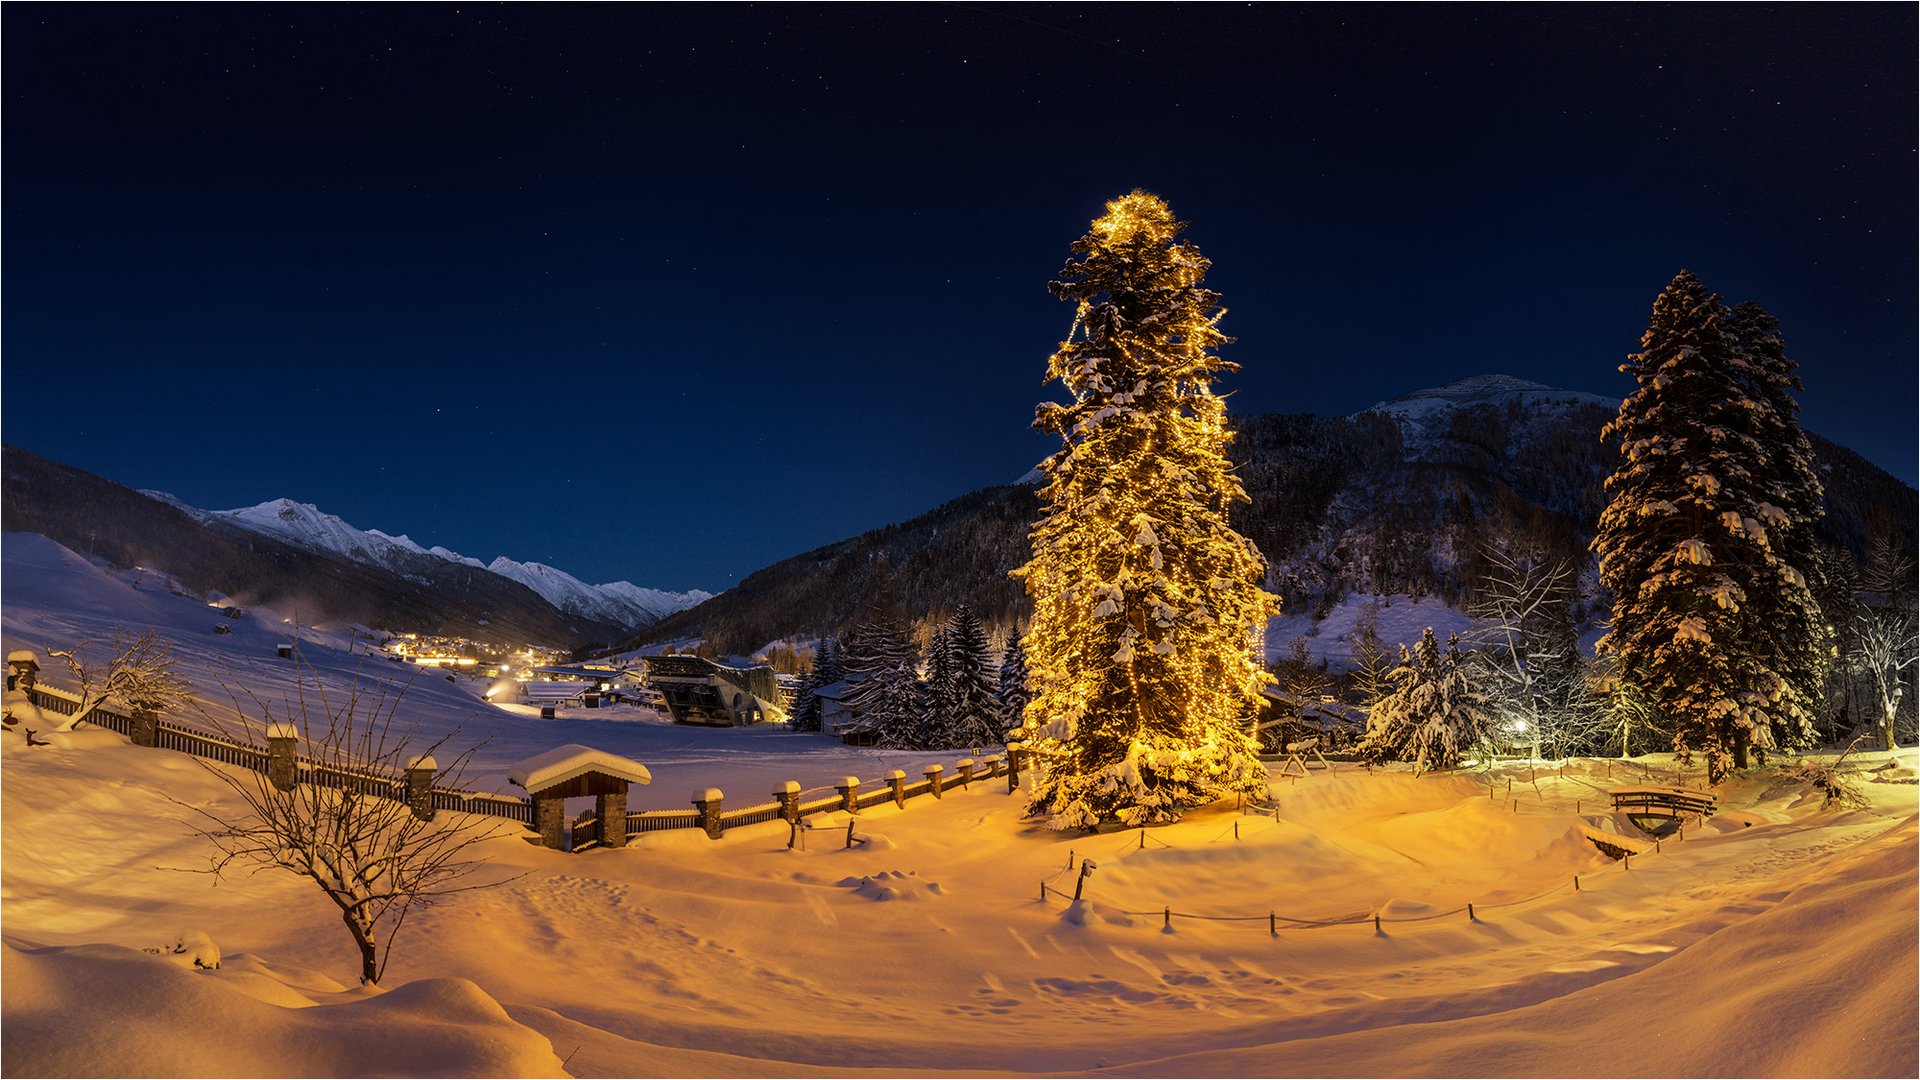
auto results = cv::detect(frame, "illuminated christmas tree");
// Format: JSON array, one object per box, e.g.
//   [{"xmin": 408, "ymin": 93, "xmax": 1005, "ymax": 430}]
[{"xmin": 1014, "ymin": 191, "xmax": 1279, "ymax": 829}]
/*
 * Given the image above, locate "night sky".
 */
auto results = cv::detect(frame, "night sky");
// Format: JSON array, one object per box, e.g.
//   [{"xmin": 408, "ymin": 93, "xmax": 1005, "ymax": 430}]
[{"xmin": 4, "ymin": 5, "xmax": 1913, "ymax": 593}]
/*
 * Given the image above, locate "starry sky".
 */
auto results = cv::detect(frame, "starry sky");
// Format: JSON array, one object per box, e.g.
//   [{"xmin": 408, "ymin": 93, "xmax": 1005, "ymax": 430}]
[{"xmin": 4, "ymin": 5, "xmax": 1913, "ymax": 592}]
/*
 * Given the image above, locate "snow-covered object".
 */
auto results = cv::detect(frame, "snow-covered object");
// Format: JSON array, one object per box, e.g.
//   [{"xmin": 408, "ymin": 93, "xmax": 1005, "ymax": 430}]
[
  {"xmin": 693, "ymin": 787, "xmax": 723, "ymax": 803},
  {"xmin": 7, "ymin": 650, "xmax": 37, "ymax": 664},
  {"xmin": 507, "ymin": 744, "xmax": 652, "ymax": 792},
  {"xmin": 212, "ymin": 498, "xmax": 452, "ymax": 570},
  {"xmin": 159, "ymin": 930, "xmax": 221, "ymax": 970},
  {"xmin": 405, "ymin": 754, "xmax": 437, "ymax": 772},
  {"xmin": 265, "ymin": 723, "xmax": 298, "ymax": 741},
  {"xmin": 839, "ymin": 870, "xmax": 943, "ymax": 902}
]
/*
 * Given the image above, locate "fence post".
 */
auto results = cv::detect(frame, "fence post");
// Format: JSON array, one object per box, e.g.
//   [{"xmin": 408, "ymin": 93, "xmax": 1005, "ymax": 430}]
[
  {"xmin": 693, "ymin": 788, "xmax": 725, "ymax": 839},
  {"xmin": 981, "ymin": 753, "xmax": 1003, "ymax": 781},
  {"xmin": 1005, "ymin": 743, "xmax": 1022, "ymax": 792},
  {"xmin": 835, "ymin": 777, "xmax": 860, "ymax": 813},
  {"xmin": 775, "ymin": 780, "xmax": 801, "ymax": 823},
  {"xmin": 887, "ymin": 769, "xmax": 907, "ymax": 807},
  {"xmin": 957, "ymin": 758, "xmax": 975, "ymax": 789},
  {"xmin": 924, "ymin": 764, "xmax": 945, "ymax": 799},
  {"xmin": 405, "ymin": 754, "xmax": 437, "ymax": 821},
  {"xmin": 129, "ymin": 708, "xmax": 160, "ymax": 748},
  {"xmin": 266, "ymin": 722, "xmax": 298, "ymax": 792}
]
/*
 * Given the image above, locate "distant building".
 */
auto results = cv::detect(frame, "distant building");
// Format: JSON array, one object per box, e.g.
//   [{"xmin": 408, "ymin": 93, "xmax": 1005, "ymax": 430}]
[{"xmin": 643, "ymin": 655, "xmax": 786, "ymax": 726}]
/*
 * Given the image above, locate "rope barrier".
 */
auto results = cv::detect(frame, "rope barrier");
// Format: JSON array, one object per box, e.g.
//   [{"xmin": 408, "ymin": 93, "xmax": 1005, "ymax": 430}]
[{"xmin": 1032, "ymin": 826, "xmax": 1659, "ymax": 931}]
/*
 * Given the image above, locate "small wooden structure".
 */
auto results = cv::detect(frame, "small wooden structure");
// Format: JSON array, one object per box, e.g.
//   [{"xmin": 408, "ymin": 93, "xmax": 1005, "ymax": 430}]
[
  {"xmin": 1610, "ymin": 785, "xmax": 1716, "ymax": 837},
  {"xmin": 1275, "ymin": 736, "xmax": 1332, "ymax": 778},
  {"xmin": 508, "ymin": 745, "xmax": 652, "ymax": 852}
]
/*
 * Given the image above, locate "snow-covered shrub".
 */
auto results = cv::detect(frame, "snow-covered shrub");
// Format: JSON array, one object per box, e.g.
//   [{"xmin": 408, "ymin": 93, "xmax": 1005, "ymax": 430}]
[{"xmin": 1357, "ymin": 628, "xmax": 1494, "ymax": 773}]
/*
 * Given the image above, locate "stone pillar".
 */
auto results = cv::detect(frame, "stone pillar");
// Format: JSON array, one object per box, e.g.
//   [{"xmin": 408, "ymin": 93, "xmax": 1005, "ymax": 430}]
[
  {"xmin": 533, "ymin": 795, "xmax": 566, "ymax": 850},
  {"xmin": 957, "ymin": 758, "xmax": 976, "ymax": 790},
  {"xmin": 774, "ymin": 780, "xmax": 801, "ymax": 823},
  {"xmin": 405, "ymin": 754, "xmax": 437, "ymax": 821},
  {"xmin": 597, "ymin": 787, "xmax": 628, "ymax": 848},
  {"xmin": 924, "ymin": 764, "xmax": 945, "ymax": 799},
  {"xmin": 835, "ymin": 776, "xmax": 860, "ymax": 813},
  {"xmin": 887, "ymin": 769, "xmax": 906, "ymax": 807},
  {"xmin": 6, "ymin": 652, "xmax": 37, "ymax": 693},
  {"xmin": 266, "ymin": 722, "xmax": 298, "ymax": 792},
  {"xmin": 130, "ymin": 708, "xmax": 160, "ymax": 748},
  {"xmin": 694, "ymin": 787, "xmax": 725, "ymax": 839}
]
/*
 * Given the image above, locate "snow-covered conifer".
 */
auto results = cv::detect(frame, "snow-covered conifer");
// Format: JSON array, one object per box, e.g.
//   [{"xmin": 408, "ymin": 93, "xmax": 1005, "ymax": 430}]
[
  {"xmin": 997, "ymin": 634, "xmax": 1030, "ymax": 737},
  {"xmin": 1015, "ymin": 191, "xmax": 1279, "ymax": 828},
  {"xmin": 1727, "ymin": 301, "xmax": 1832, "ymax": 750},
  {"xmin": 1594, "ymin": 271, "xmax": 1825, "ymax": 781},
  {"xmin": 938, "ymin": 604, "xmax": 1003, "ymax": 750},
  {"xmin": 1357, "ymin": 628, "xmax": 1493, "ymax": 773}
]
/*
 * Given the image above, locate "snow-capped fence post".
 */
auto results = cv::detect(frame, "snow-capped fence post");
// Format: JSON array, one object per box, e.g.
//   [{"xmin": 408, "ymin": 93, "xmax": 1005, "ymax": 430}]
[
  {"xmin": 693, "ymin": 788, "xmax": 725, "ymax": 839},
  {"xmin": 835, "ymin": 777, "xmax": 860, "ymax": 813},
  {"xmin": 886, "ymin": 769, "xmax": 906, "ymax": 807},
  {"xmin": 774, "ymin": 781, "xmax": 801, "ymax": 823},
  {"xmin": 957, "ymin": 759, "xmax": 976, "ymax": 789},
  {"xmin": 1005, "ymin": 743, "xmax": 1022, "ymax": 791},
  {"xmin": 980, "ymin": 753, "xmax": 1003, "ymax": 781},
  {"xmin": 129, "ymin": 708, "xmax": 160, "ymax": 748},
  {"xmin": 6, "ymin": 650, "xmax": 39, "ymax": 692},
  {"xmin": 924, "ymin": 764, "xmax": 945, "ymax": 798},
  {"xmin": 266, "ymin": 722, "xmax": 298, "ymax": 792},
  {"xmin": 404, "ymin": 755, "xmax": 437, "ymax": 821}
]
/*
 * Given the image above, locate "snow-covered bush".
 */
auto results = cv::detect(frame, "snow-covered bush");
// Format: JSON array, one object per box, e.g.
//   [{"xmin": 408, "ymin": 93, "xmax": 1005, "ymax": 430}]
[{"xmin": 1357, "ymin": 628, "xmax": 1494, "ymax": 773}]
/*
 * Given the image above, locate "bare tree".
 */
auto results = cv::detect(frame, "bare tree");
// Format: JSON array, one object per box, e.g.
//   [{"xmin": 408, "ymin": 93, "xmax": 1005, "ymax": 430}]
[
  {"xmin": 1855, "ymin": 608, "xmax": 1918, "ymax": 751},
  {"xmin": 181, "ymin": 665, "xmax": 518, "ymax": 985},
  {"xmin": 1468, "ymin": 549, "xmax": 1604, "ymax": 758},
  {"xmin": 44, "ymin": 630, "xmax": 193, "ymax": 731}
]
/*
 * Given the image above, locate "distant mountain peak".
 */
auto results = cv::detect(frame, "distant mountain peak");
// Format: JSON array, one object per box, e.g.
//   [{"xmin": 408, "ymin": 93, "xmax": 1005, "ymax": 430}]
[
  {"xmin": 1359, "ymin": 373, "xmax": 1619, "ymax": 424},
  {"xmin": 161, "ymin": 494, "xmax": 705, "ymax": 632}
]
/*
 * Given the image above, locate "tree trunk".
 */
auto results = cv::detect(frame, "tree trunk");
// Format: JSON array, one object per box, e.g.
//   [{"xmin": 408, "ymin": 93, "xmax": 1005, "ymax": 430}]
[
  {"xmin": 344, "ymin": 909, "xmax": 379, "ymax": 985},
  {"xmin": 1882, "ymin": 709, "xmax": 1898, "ymax": 752}
]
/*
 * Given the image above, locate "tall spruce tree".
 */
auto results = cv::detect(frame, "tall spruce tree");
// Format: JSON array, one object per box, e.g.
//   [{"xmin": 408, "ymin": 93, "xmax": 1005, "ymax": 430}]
[
  {"xmin": 789, "ymin": 637, "xmax": 842, "ymax": 732},
  {"xmin": 940, "ymin": 604, "xmax": 1004, "ymax": 750},
  {"xmin": 1014, "ymin": 191, "xmax": 1279, "ymax": 829},
  {"xmin": 922, "ymin": 626, "xmax": 958, "ymax": 746},
  {"xmin": 998, "ymin": 634, "xmax": 1030, "ymax": 737},
  {"xmin": 841, "ymin": 621, "xmax": 921, "ymax": 744},
  {"xmin": 1728, "ymin": 301, "xmax": 1832, "ymax": 749},
  {"xmin": 1594, "ymin": 271, "xmax": 1826, "ymax": 782}
]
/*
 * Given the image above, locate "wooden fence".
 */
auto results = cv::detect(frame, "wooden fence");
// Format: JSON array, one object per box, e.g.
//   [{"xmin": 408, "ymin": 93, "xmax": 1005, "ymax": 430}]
[{"xmin": 23, "ymin": 680, "xmax": 1010, "ymax": 844}]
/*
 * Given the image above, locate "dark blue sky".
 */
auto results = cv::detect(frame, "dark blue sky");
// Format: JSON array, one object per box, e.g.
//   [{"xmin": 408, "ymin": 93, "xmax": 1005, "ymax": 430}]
[{"xmin": 5, "ymin": 5, "xmax": 1913, "ymax": 592}]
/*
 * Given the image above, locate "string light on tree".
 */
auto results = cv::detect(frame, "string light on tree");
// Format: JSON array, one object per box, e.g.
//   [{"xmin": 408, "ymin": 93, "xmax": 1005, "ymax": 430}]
[{"xmin": 1014, "ymin": 191, "xmax": 1279, "ymax": 829}]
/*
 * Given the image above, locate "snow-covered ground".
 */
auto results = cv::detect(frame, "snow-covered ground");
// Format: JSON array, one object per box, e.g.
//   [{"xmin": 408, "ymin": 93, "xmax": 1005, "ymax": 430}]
[{"xmin": 4, "ymin": 531, "xmax": 1917, "ymax": 1077}]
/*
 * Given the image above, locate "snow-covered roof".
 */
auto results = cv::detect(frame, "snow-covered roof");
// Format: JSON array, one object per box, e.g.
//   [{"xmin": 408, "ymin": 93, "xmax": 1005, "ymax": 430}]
[
  {"xmin": 524, "ymin": 681, "xmax": 594, "ymax": 701},
  {"xmin": 508, "ymin": 744, "xmax": 652, "ymax": 792},
  {"xmin": 7, "ymin": 650, "xmax": 37, "ymax": 665}
]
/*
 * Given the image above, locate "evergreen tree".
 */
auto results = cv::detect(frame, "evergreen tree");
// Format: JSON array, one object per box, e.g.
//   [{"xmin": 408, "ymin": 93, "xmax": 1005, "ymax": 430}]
[
  {"xmin": 1594, "ymin": 271, "xmax": 1828, "ymax": 781},
  {"xmin": 1727, "ymin": 301, "xmax": 1832, "ymax": 750},
  {"xmin": 922, "ymin": 626, "xmax": 957, "ymax": 747},
  {"xmin": 789, "ymin": 636, "xmax": 842, "ymax": 732},
  {"xmin": 998, "ymin": 633, "xmax": 1030, "ymax": 737},
  {"xmin": 840, "ymin": 621, "xmax": 921, "ymax": 744},
  {"xmin": 1357, "ymin": 628, "xmax": 1494, "ymax": 773},
  {"xmin": 940, "ymin": 604, "xmax": 1004, "ymax": 750},
  {"xmin": 1015, "ymin": 191, "xmax": 1279, "ymax": 829},
  {"xmin": 870, "ymin": 657, "xmax": 931, "ymax": 750},
  {"xmin": 1349, "ymin": 598, "xmax": 1394, "ymax": 709}
]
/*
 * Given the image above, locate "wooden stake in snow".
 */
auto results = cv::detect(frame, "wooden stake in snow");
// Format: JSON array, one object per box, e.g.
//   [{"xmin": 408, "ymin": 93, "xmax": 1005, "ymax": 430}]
[
  {"xmin": 1467, "ymin": 903, "xmax": 1475, "ymax": 922},
  {"xmin": 1073, "ymin": 860, "xmax": 1096, "ymax": 901}
]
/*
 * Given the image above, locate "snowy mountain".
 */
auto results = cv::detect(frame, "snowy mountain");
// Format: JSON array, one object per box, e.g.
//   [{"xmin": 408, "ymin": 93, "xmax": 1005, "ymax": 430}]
[
  {"xmin": 639, "ymin": 374, "xmax": 1916, "ymax": 655},
  {"xmin": 485, "ymin": 557, "xmax": 711, "ymax": 629},
  {"xmin": 184, "ymin": 497, "xmax": 706, "ymax": 633}
]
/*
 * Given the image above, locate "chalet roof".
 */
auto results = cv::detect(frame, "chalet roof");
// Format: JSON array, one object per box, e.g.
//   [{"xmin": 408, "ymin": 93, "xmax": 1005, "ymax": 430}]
[
  {"xmin": 508, "ymin": 744, "xmax": 652, "ymax": 792},
  {"xmin": 524, "ymin": 681, "xmax": 594, "ymax": 701}
]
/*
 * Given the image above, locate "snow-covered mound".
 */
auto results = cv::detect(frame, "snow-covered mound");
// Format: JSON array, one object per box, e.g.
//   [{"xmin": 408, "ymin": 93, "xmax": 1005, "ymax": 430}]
[{"xmin": 487, "ymin": 557, "xmax": 711, "ymax": 629}]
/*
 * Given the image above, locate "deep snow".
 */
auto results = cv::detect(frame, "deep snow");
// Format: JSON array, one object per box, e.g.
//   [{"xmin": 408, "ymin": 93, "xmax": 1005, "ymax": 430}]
[{"xmin": 4, "ymin": 530, "xmax": 1917, "ymax": 1078}]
